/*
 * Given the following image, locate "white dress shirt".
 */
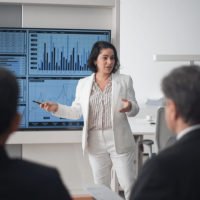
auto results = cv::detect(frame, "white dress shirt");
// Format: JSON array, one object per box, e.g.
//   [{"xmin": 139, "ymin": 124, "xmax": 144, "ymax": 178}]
[{"xmin": 176, "ymin": 124, "xmax": 200, "ymax": 140}]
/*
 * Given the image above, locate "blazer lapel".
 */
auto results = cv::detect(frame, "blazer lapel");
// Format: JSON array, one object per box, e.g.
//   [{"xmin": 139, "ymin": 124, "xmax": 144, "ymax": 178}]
[
  {"xmin": 112, "ymin": 73, "xmax": 121, "ymax": 123},
  {"xmin": 81, "ymin": 73, "xmax": 94, "ymax": 128}
]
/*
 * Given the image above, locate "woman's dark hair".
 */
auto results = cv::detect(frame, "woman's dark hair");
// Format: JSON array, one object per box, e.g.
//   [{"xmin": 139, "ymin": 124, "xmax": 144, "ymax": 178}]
[{"xmin": 87, "ymin": 41, "xmax": 120, "ymax": 73}]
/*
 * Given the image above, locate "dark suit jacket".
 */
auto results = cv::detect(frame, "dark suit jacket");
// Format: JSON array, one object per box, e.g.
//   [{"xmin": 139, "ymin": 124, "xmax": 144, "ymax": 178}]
[
  {"xmin": 130, "ymin": 128, "xmax": 200, "ymax": 200},
  {"xmin": 0, "ymin": 146, "xmax": 72, "ymax": 200}
]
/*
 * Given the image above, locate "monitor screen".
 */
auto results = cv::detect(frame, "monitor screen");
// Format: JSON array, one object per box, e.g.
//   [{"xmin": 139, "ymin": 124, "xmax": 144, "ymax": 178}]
[{"xmin": 0, "ymin": 28, "xmax": 111, "ymax": 130}]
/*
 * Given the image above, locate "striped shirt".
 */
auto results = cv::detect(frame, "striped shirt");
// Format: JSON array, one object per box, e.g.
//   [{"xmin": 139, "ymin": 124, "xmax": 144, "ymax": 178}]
[{"xmin": 88, "ymin": 76, "xmax": 112, "ymax": 130}]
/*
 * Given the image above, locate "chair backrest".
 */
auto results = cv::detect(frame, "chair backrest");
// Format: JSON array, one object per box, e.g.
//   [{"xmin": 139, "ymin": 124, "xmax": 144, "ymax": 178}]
[{"xmin": 155, "ymin": 107, "xmax": 177, "ymax": 153}]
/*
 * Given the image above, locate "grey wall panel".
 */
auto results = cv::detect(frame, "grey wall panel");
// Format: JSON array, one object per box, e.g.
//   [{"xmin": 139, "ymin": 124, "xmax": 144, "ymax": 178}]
[
  {"xmin": 0, "ymin": 5, "xmax": 22, "ymax": 27},
  {"xmin": 23, "ymin": 5, "xmax": 112, "ymax": 29}
]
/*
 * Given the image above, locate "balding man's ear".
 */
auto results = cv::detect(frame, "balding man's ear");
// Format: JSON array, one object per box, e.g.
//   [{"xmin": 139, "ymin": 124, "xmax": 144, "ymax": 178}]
[{"xmin": 168, "ymin": 100, "xmax": 179, "ymax": 121}]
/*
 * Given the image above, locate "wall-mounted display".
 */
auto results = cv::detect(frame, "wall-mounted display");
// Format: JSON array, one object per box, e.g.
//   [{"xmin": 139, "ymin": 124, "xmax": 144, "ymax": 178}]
[{"xmin": 0, "ymin": 28, "xmax": 111, "ymax": 130}]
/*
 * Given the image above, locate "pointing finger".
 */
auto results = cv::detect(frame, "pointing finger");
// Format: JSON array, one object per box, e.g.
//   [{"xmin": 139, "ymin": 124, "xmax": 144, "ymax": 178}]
[{"xmin": 121, "ymin": 98, "xmax": 128, "ymax": 102}]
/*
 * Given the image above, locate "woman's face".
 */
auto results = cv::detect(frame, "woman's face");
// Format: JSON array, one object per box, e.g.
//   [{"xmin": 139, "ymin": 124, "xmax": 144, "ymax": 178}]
[{"xmin": 94, "ymin": 48, "xmax": 115, "ymax": 74}]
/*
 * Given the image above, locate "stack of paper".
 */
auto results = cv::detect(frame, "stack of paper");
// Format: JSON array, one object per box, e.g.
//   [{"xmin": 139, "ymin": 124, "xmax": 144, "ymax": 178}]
[
  {"xmin": 145, "ymin": 97, "xmax": 164, "ymax": 107},
  {"xmin": 82, "ymin": 184, "xmax": 124, "ymax": 200}
]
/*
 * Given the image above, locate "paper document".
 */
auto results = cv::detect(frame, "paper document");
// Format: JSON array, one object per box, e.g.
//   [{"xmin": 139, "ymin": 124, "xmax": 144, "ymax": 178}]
[
  {"xmin": 82, "ymin": 184, "xmax": 124, "ymax": 200},
  {"xmin": 145, "ymin": 97, "xmax": 164, "ymax": 106}
]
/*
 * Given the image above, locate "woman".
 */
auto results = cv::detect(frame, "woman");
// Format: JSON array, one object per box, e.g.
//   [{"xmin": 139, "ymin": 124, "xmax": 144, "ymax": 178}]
[{"xmin": 40, "ymin": 41, "xmax": 139, "ymax": 200}]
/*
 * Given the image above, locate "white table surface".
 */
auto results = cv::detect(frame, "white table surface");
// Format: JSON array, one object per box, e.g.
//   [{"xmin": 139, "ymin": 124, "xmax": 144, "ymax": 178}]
[
  {"xmin": 128, "ymin": 118, "xmax": 156, "ymax": 135},
  {"xmin": 6, "ymin": 118, "xmax": 155, "ymax": 144}
]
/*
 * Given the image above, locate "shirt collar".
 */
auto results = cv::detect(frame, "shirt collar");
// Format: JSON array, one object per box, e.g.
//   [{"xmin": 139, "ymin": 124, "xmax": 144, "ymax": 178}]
[
  {"xmin": 93, "ymin": 74, "xmax": 112, "ymax": 83},
  {"xmin": 176, "ymin": 124, "xmax": 200, "ymax": 140}
]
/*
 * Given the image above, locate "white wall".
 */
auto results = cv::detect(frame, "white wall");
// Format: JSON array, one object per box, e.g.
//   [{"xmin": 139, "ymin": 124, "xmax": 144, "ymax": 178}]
[{"xmin": 120, "ymin": 0, "xmax": 200, "ymax": 108}]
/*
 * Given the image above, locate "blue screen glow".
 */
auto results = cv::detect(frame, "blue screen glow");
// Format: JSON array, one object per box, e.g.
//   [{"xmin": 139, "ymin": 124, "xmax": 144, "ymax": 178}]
[{"xmin": 0, "ymin": 28, "xmax": 111, "ymax": 130}]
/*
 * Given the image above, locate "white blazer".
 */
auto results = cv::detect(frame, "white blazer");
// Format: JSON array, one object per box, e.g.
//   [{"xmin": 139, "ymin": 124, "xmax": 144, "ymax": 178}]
[{"xmin": 53, "ymin": 73, "xmax": 139, "ymax": 154}]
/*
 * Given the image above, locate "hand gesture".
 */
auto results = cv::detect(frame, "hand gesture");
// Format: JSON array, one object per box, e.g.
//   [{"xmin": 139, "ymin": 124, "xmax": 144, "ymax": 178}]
[
  {"xmin": 39, "ymin": 101, "xmax": 58, "ymax": 112},
  {"xmin": 119, "ymin": 99, "xmax": 132, "ymax": 113}
]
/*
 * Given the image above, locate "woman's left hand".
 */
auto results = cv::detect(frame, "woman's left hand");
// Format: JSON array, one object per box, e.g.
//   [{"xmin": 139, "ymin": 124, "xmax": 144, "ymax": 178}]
[{"xmin": 119, "ymin": 98, "xmax": 132, "ymax": 113}]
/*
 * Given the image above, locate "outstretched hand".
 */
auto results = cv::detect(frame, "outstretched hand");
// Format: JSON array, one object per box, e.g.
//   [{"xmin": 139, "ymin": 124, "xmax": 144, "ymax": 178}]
[
  {"xmin": 119, "ymin": 99, "xmax": 132, "ymax": 113},
  {"xmin": 38, "ymin": 101, "xmax": 58, "ymax": 112}
]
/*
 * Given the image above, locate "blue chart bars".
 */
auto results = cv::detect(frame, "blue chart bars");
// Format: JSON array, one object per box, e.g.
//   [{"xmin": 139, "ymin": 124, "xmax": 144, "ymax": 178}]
[
  {"xmin": 29, "ymin": 30, "xmax": 110, "ymax": 75},
  {"xmin": 0, "ymin": 28, "xmax": 111, "ymax": 129}
]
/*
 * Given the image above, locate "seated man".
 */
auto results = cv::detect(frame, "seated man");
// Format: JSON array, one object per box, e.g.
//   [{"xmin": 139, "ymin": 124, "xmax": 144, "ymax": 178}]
[
  {"xmin": 0, "ymin": 68, "xmax": 72, "ymax": 200},
  {"xmin": 130, "ymin": 66, "xmax": 200, "ymax": 200}
]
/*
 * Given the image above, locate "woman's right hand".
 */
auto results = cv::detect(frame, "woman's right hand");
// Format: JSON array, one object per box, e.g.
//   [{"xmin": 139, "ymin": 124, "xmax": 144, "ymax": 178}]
[{"xmin": 39, "ymin": 101, "xmax": 58, "ymax": 112}]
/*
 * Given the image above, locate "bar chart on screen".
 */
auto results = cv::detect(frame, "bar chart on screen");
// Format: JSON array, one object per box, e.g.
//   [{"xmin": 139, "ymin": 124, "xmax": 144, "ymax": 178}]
[
  {"xmin": 0, "ymin": 28, "xmax": 110, "ymax": 129},
  {"xmin": 28, "ymin": 30, "xmax": 109, "ymax": 76},
  {"xmin": 28, "ymin": 77, "xmax": 83, "ymax": 127}
]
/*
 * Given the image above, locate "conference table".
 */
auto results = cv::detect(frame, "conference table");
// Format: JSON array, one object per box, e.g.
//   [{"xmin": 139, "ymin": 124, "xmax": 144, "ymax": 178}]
[{"xmin": 128, "ymin": 118, "xmax": 155, "ymax": 174}]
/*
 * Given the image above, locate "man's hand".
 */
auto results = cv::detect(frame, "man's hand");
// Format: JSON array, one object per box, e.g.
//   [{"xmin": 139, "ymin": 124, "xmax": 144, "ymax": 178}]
[
  {"xmin": 119, "ymin": 99, "xmax": 132, "ymax": 113},
  {"xmin": 39, "ymin": 101, "xmax": 58, "ymax": 112}
]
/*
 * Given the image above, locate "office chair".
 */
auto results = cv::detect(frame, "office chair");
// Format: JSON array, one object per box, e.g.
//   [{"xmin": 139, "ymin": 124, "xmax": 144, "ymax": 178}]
[
  {"xmin": 143, "ymin": 106, "xmax": 177, "ymax": 158},
  {"xmin": 143, "ymin": 139, "xmax": 154, "ymax": 158},
  {"xmin": 155, "ymin": 106, "xmax": 176, "ymax": 153}
]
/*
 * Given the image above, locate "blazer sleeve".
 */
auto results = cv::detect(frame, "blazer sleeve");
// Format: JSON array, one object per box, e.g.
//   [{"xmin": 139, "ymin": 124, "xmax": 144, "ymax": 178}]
[
  {"xmin": 52, "ymin": 80, "xmax": 83, "ymax": 120},
  {"xmin": 126, "ymin": 76, "xmax": 140, "ymax": 117}
]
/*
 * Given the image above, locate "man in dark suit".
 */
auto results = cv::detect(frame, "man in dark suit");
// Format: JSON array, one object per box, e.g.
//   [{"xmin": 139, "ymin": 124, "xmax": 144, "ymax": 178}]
[
  {"xmin": 130, "ymin": 66, "xmax": 200, "ymax": 200},
  {"xmin": 0, "ymin": 67, "xmax": 72, "ymax": 200}
]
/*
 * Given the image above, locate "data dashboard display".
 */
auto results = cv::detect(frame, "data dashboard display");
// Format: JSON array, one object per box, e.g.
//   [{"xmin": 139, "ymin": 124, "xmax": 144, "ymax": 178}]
[
  {"xmin": 28, "ymin": 77, "xmax": 83, "ymax": 128},
  {"xmin": 0, "ymin": 28, "xmax": 111, "ymax": 130}
]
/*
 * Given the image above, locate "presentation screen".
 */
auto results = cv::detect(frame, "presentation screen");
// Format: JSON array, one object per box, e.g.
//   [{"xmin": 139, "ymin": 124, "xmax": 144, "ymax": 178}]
[{"xmin": 0, "ymin": 28, "xmax": 111, "ymax": 130}]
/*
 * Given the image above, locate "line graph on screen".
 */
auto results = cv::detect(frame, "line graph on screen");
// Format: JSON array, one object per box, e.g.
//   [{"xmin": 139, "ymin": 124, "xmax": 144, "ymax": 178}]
[{"xmin": 28, "ymin": 78, "xmax": 83, "ymax": 123}]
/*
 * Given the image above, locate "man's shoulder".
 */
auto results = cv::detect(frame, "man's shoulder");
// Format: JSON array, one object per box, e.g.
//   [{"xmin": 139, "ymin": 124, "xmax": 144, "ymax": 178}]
[
  {"xmin": 10, "ymin": 159, "xmax": 59, "ymax": 180},
  {"xmin": 0, "ymin": 159, "xmax": 72, "ymax": 199},
  {"xmin": 146, "ymin": 132, "xmax": 200, "ymax": 171},
  {"xmin": 138, "ymin": 144, "xmax": 184, "ymax": 183},
  {"xmin": 131, "ymin": 130, "xmax": 200, "ymax": 200}
]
